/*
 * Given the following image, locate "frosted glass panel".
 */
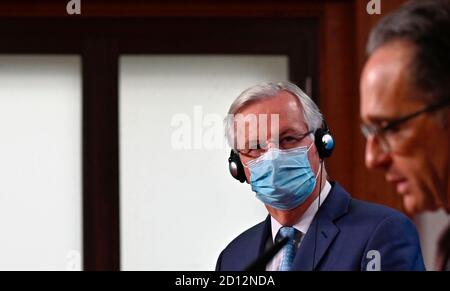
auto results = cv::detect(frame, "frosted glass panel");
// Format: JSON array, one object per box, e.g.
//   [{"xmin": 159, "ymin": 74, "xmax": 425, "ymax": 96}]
[
  {"xmin": 120, "ymin": 55, "xmax": 288, "ymax": 270},
  {"xmin": 0, "ymin": 56, "xmax": 82, "ymax": 270}
]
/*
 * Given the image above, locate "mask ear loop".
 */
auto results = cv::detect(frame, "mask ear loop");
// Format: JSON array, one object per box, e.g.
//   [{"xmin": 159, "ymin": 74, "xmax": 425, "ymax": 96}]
[{"xmin": 307, "ymin": 139, "xmax": 315, "ymax": 152}]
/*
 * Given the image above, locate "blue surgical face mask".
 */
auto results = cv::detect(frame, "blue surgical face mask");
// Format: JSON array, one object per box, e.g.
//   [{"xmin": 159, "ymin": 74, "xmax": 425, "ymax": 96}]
[{"xmin": 246, "ymin": 142, "xmax": 320, "ymax": 210}]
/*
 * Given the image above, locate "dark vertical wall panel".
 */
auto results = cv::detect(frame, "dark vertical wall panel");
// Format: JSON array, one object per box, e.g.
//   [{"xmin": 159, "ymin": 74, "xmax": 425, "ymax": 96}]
[{"xmin": 82, "ymin": 39, "xmax": 120, "ymax": 271}]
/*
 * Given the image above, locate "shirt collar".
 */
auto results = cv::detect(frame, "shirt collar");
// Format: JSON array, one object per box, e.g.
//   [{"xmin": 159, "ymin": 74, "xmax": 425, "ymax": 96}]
[{"xmin": 270, "ymin": 181, "xmax": 332, "ymax": 242}]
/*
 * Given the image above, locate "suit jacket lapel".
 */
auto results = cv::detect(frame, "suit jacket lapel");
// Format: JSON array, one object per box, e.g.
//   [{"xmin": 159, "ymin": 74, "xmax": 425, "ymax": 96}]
[
  {"xmin": 291, "ymin": 214, "xmax": 339, "ymax": 270},
  {"xmin": 291, "ymin": 182, "xmax": 351, "ymax": 270},
  {"xmin": 242, "ymin": 215, "xmax": 272, "ymax": 270},
  {"xmin": 258, "ymin": 215, "xmax": 273, "ymax": 254}
]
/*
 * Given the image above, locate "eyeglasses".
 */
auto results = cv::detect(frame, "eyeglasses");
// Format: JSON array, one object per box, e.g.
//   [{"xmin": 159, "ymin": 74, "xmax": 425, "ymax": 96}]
[
  {"xmin": 361, "ymin": 98, "xmax": 450, "ymax": 152},
  {"xmin": 237, "ymin": 130, "xmax": 314, "ymax": 159}
]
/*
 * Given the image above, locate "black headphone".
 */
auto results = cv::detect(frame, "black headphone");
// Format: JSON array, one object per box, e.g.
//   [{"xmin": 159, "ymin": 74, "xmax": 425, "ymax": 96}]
[
  {"xmin": 228, "ymin": 122, "xmax": 335, "ymax": 183},
  {"xmin": 314, "ymin": 121, "xmax": 335, "ymax": 159}
]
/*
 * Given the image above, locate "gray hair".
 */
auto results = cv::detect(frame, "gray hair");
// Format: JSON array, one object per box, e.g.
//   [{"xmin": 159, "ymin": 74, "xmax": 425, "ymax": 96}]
[
  {"xmin": 224, "ymin": 81, "xmax": 323, "ymax": 151},
  {"xmin": 367, "ymin": 0, "xmax": 450, "ymax": 109}
]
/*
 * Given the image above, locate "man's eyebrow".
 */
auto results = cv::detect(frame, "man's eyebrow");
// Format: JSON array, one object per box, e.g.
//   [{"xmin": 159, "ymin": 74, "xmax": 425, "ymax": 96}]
[
  {"xmin": 278, "ymin": 128, "xmax": 305, "ymax": 137},
  {"xmin": 363, "ymin": 114, "xmax": 399, "ymax": 124}
]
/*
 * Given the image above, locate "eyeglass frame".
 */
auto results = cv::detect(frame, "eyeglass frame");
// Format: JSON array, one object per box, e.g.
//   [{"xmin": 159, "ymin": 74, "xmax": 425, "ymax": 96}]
[
  {"xmin": 235, "ymin": 130, "xmax": 314, "ymax": 159},
  {"xmin": 361, "ymin": 97, "xmax": 450, "ymax": 152}
]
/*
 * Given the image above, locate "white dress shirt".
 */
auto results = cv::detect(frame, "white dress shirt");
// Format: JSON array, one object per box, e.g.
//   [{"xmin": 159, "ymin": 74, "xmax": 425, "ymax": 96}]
[{"xmin": 266, "ymin": 181, "xmax": 332, "ymax": 271}]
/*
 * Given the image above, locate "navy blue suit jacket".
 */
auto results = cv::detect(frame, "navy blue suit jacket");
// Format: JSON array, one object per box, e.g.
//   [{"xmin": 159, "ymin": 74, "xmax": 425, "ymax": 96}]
[{"xmin": 216, "ymin": 182, "xmax": 425, "ymax": 271}]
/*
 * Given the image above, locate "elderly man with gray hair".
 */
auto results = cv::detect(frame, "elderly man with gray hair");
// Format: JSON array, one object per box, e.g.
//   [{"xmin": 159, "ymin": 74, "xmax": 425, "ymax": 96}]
[{"xmin": 216, "ymin": 81, "xmax": 425, "ymax": 271}]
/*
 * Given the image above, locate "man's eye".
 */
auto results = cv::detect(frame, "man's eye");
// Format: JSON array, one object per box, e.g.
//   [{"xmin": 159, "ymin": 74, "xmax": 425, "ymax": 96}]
[
  {"xmin": 381, "ymin": 121, "xmax": 400, "ymax": 134},
  {"xmin": 385, "ymin": 126, "xmax": 400, "ymax": 133},
  {"xmin": 247, "ymin": 149, "xmax": 255, "ymax": 155},
  {"xmin": 281, "ymin": 136, "xmax": 298, "ymax": 143}
]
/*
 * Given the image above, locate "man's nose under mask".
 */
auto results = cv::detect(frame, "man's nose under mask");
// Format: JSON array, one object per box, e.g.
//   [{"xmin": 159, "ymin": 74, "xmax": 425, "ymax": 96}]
[{"xmin": 246, "ymin": 142, "xmax": 320, "ymax": 210}]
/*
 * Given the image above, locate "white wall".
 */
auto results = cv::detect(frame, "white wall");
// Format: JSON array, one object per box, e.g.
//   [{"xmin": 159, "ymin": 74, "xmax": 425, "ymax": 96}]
[
  {"xmin": 119, "ymin": 55, "xmax": 288, "ymax": 270},
  {"xmin": 0, "ymin": 56, "xmax": 82, "ymax": 270}
]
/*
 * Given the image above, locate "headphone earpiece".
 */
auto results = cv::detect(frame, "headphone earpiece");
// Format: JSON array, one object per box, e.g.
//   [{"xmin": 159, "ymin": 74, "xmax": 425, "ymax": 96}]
[
  {"xmin": 314, "ymin": 122, "xmax": 335, "ymax": 159},
  {"xmin": 228, "ymin": 150, "xmax": 247, "ymax": 183}
]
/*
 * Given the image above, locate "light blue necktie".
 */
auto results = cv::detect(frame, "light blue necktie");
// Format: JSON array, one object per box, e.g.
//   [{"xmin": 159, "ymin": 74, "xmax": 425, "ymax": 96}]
[{"xmin": 277, "ymin": 226, "xmax": 299, "ymax": 271}]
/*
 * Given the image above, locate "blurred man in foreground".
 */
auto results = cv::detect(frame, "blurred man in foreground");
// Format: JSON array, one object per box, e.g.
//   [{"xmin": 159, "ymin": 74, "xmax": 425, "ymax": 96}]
[{"xmin": 360, "ymin": 0, "xmax": 450, "ymax": 270}]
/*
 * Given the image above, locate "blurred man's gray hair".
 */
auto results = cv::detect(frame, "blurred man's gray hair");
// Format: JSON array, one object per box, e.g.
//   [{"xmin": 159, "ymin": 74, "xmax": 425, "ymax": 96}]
[{"xmin": 224, "ymin": 81, "xmax": 323, "ymax": 151}]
